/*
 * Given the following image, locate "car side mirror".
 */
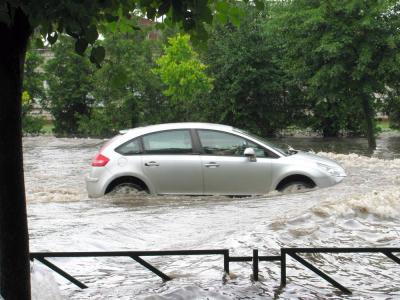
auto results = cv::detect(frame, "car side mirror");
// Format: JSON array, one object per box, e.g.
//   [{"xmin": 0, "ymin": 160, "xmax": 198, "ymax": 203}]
[{"xmin": 244, "ymin": 147, "xmax": 256, "ymax": 162}]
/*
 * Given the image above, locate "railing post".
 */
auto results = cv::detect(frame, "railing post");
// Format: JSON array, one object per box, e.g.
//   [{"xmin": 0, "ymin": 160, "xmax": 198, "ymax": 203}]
[
  {"xmin": 223, "ymin": 249, "xmax": 230, "ymax": 275},
  {"xmin": 281, "ymin": 249, "xmax": 286, "ymax": 286},
  {"xmin": 252, "ymin": 249, "xmax": 259, "ymax": 281}
]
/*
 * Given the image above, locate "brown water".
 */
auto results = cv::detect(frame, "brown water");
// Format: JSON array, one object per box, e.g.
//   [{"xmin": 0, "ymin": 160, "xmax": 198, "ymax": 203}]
[{"xmin": 26, "ymin": 134, "xmax": 400, "ymax": 299}]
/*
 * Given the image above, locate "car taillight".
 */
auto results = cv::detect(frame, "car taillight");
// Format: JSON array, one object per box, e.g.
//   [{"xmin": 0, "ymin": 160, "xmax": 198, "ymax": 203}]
[{"xmin": 91, "ymin": 153, "xmax": 109, "ymax": 167}]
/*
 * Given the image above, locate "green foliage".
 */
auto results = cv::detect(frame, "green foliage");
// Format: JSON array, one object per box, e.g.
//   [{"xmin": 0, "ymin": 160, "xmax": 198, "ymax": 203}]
[
  {"xmin": 77, "ymin": 108, "xmax": 124, "ymax": 138},
  {"xmin": 153, "ymin": 34, "xmax": 213, "ymax": 120},
  {"xmin": 9, "ymin": 0, "xmax": 400, "ymax": 140},
  {"xmin": 22, "ymin": 47, "xmax": 46, "ymax": 132},
  {"xmin": 21, "ymin": 91, "xmax": 45, "ymax": 135},
  {"xmin": 76, "ymin": 22, "xmax": 167, "ymax": 136},
  {"xmin": 44, "ymin": 36, "xmax": 95, "ymax": 135},
  {"xmin": 1, "ymin": 0, "xmax": 243, "ymax": 65},
  {"xmin": 23, "ymin": 47, "xmax": 45, "ymax": 102},
  {"xmin": 21, "ymin": 91, "xmax": 32, "ymax": 118},
  {"xmin": 268, "ymin": 0, "xmax": 400, "ymax": 142},
  {"xmin": 22, "ymin": 115, "xmax": 46, "ymax": 135},
  {"xmin": 204, "ymin": 7, "xmax": 299, "ymax": 136}
]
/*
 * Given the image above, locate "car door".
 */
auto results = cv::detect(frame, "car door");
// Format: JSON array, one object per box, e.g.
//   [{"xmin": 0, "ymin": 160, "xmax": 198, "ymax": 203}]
[
  {"xmin": 141, "ymin": 129, "xmax": 203, "ymax": 194},
  {"xmin": 197, "ymin": 129, "xmax": 272, "ymax": 195}
]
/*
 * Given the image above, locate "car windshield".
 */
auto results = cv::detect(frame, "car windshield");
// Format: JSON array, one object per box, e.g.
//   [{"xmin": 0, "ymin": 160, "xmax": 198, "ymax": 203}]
[{"xmin": 233, "ymin": 128, "xmax": 294, "ymax": 156}]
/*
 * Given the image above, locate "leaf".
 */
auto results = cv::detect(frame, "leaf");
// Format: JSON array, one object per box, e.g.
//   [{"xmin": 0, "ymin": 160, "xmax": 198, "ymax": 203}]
[
  {"xmin": 66, "ymin": 23, "xmax": 80, "ymax": 38},
  {"xmin": 47, "ymin": 32, "xmax": 58, "ymax": 45},
  {"xmin": 75, "ymin": 38, "xmax": 88, "ymax": 55},
  {"xmin": 215, "ymin": 12, "xmax": 227, "ymax": 24},
  {"xmin": 215, "ymin": 2, "xmax": 229, "ymax": 13},
  {"xmin": 90, "ymin": 46, "xmax": 106, "ymax": 65},
  {"xmin": 229, "ymin": 6, "xmax": 244, "ymax": 27},
  {"xmin": 85, "ymin": 24, "xmax": 99, "ymax": 44}
]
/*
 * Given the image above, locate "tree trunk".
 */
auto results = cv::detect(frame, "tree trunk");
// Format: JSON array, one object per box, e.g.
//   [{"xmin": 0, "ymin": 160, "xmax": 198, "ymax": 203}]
[
  {"xmin": 360, "ymin": 95, "xmax": 377, "ymax": 149},
  {"xmin": 321, "ymin": 118, "xmax": 340, "ymax": 138},
  {"xmin": 0, "ymin": 8, "xmax": 32, "ymax": 300}
]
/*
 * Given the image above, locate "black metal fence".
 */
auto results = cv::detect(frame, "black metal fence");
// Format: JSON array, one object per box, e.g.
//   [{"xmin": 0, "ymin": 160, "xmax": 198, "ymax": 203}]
[{"xmin": 30, "ymin": 247, "xmax": 400, "ymax": 295}]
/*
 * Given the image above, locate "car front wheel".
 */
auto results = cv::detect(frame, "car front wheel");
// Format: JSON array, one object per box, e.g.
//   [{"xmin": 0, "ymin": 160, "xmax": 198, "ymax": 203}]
[{"xmin": 279, "ymin": 181, "xmax": 313, "ymax": 194}]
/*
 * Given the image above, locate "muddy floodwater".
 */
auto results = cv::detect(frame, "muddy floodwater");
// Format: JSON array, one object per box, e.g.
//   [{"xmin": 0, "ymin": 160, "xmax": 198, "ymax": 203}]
[{"xmin": 25, "ymin": 134, "xmax": 400, "ymax": 299}]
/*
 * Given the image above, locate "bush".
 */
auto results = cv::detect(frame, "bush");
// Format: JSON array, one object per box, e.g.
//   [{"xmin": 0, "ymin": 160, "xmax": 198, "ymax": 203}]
[
  {"xmin": 77, "ymin": 109, "xmax": 114, "ymax": 138},
  {"xmin": 22, "ymin": 116, "xmax": 46, "ymax": 135},
  {"xmin": 77, "ymin": 106, "xmax": 133, "ymax": 138}
]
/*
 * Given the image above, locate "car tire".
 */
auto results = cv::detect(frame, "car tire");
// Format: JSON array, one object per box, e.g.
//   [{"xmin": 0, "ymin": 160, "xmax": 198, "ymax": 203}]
[
  {"xmin": 110, "ymin": 182, "xmax": 146, "ymax": 196},
  {"xmin": 279, "ymin": 181, "xmax": 313, "ymax": 194}
]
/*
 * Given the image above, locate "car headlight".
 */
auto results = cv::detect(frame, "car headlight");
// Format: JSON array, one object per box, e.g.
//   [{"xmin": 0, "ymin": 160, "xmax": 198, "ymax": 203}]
[{"xmin": 317, "ymin": 163, "xmax": 344, "ymax": 177}]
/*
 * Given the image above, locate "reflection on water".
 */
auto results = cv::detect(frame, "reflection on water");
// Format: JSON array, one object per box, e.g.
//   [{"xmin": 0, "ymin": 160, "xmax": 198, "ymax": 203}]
[{"xmin": 25, "ymin": 134, "xmax": 400, "ymax": 299}]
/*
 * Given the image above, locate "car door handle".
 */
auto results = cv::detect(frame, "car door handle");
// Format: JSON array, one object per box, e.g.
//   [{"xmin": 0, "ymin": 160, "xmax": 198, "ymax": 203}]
[
  {"xmin": 204, "ymin": 162, "xmax": 220, "ymax": 168},
  {"xmin": 145, "ymin": 161, "xmax": 159, "ymax": 167}
]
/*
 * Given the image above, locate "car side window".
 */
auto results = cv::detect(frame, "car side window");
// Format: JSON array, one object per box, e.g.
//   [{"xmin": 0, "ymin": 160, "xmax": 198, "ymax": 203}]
[
  {"xmin": 142, "ymin": 130, "xmax": 193, "ymax": 154},
  {"xmin": 197, "ymin": 130, "xmax": 268, "ymax": 157},
  {"xmin": 115, "ymin": 138, "xmax": 141, "ymax": 155}
]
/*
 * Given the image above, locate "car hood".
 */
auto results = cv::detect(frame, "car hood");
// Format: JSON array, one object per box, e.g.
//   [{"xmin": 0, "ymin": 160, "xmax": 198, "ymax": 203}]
[{"xmin": 287, "ymin": 151, "xmax": 344, "ymax": 169}]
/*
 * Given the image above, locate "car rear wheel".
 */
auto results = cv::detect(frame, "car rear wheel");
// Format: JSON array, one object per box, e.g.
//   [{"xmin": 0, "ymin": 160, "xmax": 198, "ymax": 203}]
[
  {"xmin": 279, "ymin": 181, "xmax": 313, "ymax": 194},
  {"xmin": 110, "ymin": 182, "xmax": 147, "ymax": 196}
]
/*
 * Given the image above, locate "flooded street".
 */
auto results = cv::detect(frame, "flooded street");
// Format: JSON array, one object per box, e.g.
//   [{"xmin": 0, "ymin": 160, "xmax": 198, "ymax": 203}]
[{"xmin": 25, "ymin": 134, "xmax": 400, "ymax": 299}]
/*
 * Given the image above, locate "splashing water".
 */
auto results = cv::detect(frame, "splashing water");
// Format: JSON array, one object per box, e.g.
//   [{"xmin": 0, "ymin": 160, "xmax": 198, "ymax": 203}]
[{"xmin": 31, "ymin": 263, "xmax": 63, "ymax": 300}]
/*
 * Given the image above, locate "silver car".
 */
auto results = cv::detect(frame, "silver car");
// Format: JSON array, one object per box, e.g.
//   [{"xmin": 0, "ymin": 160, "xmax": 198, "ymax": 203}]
[{"xmin": 86, "ymin": 123, "xmax": 346, "ymax": 197}]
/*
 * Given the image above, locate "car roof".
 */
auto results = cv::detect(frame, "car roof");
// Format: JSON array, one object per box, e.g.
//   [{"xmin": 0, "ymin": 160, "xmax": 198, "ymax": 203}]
[{"xmin": 122, "ymin": 122, "xmax": 234, "ymax": 137}]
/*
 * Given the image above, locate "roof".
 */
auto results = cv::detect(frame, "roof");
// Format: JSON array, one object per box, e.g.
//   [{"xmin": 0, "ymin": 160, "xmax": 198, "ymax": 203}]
[{"xmin": 122, "ymin": 122, "xmax": 233, "ymax": 136}]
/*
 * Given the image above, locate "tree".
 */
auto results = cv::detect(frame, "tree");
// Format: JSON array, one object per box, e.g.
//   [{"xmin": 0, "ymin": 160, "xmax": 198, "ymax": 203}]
[
  {"xmin": 22, "ymin": 49, "xmax": 46, "ymax": 134},
  {"xmin": 44, "ymin": 36, "xmax": 95, "ymax": 135},
  {"xmin": 0, "ymin": 1, "xmax": 242, "ymax": 298},
  {"xmin": 77, "ymin": 21, "xmax": 169, "ymax": 137},
  {"xmin": 268, "ymin": 0, "xmax": 400, "ymax": 147},
  {"xmin": 23, "ymin": 47, "xmax": 45, "ymax": 103},
  {"xmin": 153, "ymin": 33, "xmax": 213, "ymax": 120},
  {"xmin": 205, "ymin": 6, "xmax": 300, "ymax": 136}
]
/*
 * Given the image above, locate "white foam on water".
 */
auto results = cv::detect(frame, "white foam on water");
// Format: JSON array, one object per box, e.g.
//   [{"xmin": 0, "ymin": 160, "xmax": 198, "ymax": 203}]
[
  {"xmin": 142, "ymin": 285, "xmax": 231, "ymax": 300},
  {"xmin": 31, "ymin": 262, "xmax": 63, "ymax": 300},
  {"xmin": 312, "ymin": 188, "xmax": 400, "ymax": 219}
]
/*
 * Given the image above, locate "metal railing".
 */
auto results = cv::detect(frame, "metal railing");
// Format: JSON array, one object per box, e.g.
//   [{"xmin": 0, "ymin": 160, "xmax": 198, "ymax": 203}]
[
  {"xmin": 280, "ymin": 247, "xmax": 400, "ymax": 294},
  {"xmin": 30, "ymin": 247, "xmax": 400, "ymax": 295}
]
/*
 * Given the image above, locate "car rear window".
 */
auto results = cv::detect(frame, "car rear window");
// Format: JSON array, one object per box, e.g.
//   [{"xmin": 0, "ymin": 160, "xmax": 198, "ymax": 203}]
[{"xmin": 115, "ymin": 138, "xmax": 141, "ymax": 155}]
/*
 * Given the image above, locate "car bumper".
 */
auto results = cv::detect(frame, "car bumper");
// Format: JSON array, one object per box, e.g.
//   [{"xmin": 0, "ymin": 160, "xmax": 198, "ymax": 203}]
[
  {"xmin": 316, "ymin": 174, "xmax": 346, "ymax": 188},
  {"xmin": 85, "ymin": 175, "xmax": 103, "ymax": 198}
]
